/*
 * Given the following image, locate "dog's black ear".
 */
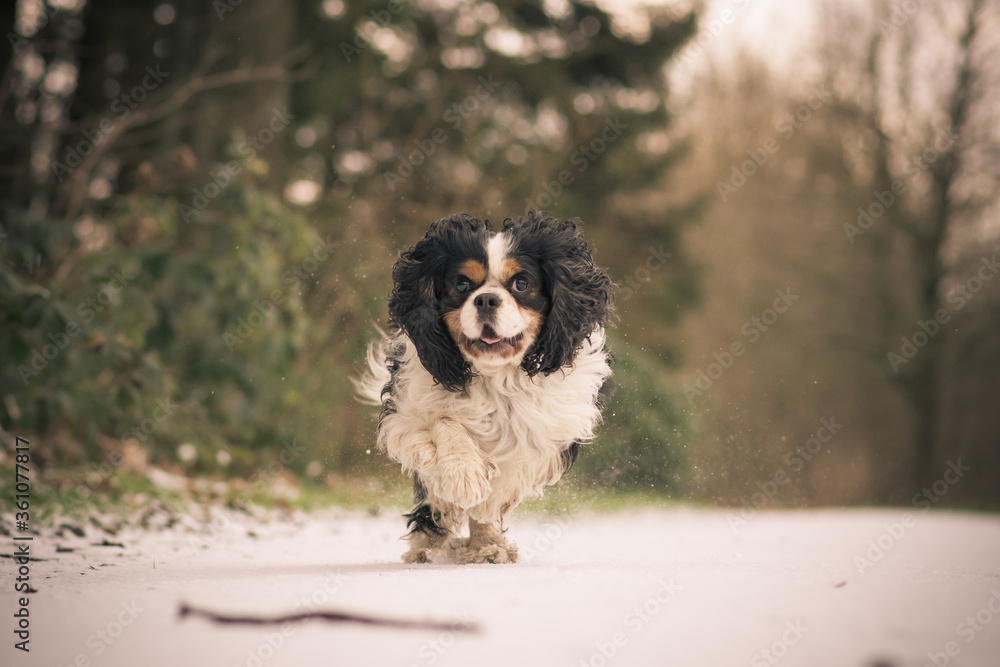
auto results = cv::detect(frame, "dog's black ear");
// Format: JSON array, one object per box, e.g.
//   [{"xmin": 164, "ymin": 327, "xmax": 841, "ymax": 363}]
[
  {"xmin": 511, "ymin": 212, "xmax": 614, "ymax": 376},
  {"xmin": 388, "ymin": 216, "xmax": 485, "ymax": 391}
]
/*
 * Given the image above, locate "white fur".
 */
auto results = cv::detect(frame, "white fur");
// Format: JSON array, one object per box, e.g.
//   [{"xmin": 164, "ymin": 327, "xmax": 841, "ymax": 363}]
[
  {"xmin": 360, "ymin": 328, "xmax": 611, "ymax": 524},
  {"xmin": 458, "ymin": 287, "xmax": 527, "ymax": 341},
  {"xmin": 486, "ymin": 233, "xmax": 509, "ymax": 280},
  {"xmin": 458, "ymin": 233, "xmax": 528, "ymax": 342}
]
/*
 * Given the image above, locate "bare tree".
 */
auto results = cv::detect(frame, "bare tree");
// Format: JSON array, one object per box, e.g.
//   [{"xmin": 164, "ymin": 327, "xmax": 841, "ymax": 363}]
[{"xmin": 825, "ymin": 0, "xmax": 997, "ymax": 489}]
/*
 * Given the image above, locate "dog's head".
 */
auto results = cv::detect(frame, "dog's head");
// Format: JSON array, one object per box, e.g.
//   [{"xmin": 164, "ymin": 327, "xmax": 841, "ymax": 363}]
[{"xmin": 388, "ymin": 211, "xmax": 614, "ymax": 391}]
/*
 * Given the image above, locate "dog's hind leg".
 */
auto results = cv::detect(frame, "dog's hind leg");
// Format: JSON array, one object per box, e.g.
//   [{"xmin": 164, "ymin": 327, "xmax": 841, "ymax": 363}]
[
  {"xmin": 402, "ymin": 477, "xmax": 462, "ymax": 563},
  {"xmin": 402, "ymin": 505, "xmax": 451, "ymax": 563},
  {"xmin": 451, "ymin": 518, "xmax": 518, "ymax": 564}
]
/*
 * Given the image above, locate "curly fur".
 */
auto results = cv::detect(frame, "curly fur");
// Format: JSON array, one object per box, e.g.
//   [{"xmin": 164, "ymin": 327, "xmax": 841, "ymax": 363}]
[
  {"xmin": 387, "ymin": 214, "xmax": 492, "ymax": 392},
  {"xmin": 358, "ymin": 211, "xmax": 614, "ymax": 563},
  {"xmin": 505, "ymin": 215, "xmax": 614, "ymax": 376}
]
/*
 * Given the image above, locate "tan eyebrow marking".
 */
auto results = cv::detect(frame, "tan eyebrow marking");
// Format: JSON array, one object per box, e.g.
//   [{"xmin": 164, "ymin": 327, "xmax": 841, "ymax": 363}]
[
  {"xmin": 500, "ymin": 258, "xmax": 524, "ymax": 284},
  {"xmin": 460, "ymin": 259, "xmax": 487, "ymax": 284}
]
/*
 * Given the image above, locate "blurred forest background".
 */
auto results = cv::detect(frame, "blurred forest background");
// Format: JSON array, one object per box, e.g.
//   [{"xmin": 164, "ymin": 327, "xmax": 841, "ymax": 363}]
[{"xmin": 1, "ymin": 0, "xmax": 997, "ymax": 509}]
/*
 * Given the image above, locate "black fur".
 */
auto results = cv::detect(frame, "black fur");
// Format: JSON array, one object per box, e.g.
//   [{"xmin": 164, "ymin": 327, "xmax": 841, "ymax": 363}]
[
  {"xmin": 559, "ymin": 443, "xmax": 580, "ymax": 473},
  {"xmin": 505, "ymin": 212, "xmax": 615, "ymax": 377},
  {"xmin": 405, "ymin": 476, "xmax": 448, "ymax": 537},
  {"xmin": 386, "ymin": 211, "xmax": 614, "ymax": 530},
  {"xmin": 596, "ymin": 371, "xmax": 615, "ymax": 413},
  {"xmin": 388, "ymin": 211, "xmax": 614, "ymax": 389},
  {"xmin": 388, "ymin": 214, "xmax": 493, "ymax": 392},
  {"xmin": 375, "ymin": 336, "xmax": 405, "ymax": 440}
]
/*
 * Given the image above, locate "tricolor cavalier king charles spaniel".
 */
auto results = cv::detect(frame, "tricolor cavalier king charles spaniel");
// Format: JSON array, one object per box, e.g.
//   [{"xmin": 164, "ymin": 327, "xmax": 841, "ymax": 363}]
[{"xmin": 357, "ymin": 211, "xmax": 613, "ymax": 564}]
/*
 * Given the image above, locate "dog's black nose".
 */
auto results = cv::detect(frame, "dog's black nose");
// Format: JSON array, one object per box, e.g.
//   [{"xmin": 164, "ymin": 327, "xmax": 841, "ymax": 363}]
[{"xmin": 474, "ymin": 292, "xmax": 501, "ymax": 313}]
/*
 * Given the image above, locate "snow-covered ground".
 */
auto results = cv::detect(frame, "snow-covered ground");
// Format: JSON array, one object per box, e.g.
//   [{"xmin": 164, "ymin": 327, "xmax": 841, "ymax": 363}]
[{"xmin": 4, "ymin": 506, "xmax": 999, "ymax": 667}]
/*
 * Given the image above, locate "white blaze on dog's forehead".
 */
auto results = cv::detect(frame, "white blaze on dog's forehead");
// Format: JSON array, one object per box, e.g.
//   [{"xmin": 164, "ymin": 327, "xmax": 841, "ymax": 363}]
[{"xmin": 486, "ymin": 233, "xmax": 510, "ymax": 282}]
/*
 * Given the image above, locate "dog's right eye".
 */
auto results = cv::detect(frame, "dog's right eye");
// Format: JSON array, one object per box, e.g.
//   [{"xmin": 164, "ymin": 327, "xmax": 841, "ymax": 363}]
[{"xmin": 456, "ymin": 278, "xmax": 470, "ymax": 293}]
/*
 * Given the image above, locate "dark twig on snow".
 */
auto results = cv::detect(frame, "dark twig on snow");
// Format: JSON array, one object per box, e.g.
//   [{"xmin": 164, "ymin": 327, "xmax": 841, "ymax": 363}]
[{"xmin": 177, "ymin": 603, "xmax": 483, "ymax": 634}]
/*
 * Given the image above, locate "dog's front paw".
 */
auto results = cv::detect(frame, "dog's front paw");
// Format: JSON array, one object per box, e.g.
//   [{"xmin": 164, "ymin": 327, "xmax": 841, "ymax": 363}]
[
  {"xmin": 458, "ymin": 542, "xmax": 518, "ymax": 564},
  {"xmin": 432, "ymin": 456, "xmax": 495, "ymax": 509},
  {"xmin": 427, "ymin": 418, "xmax": 496, "ymax": 509},
  {"xmin": 384, "ymin": 429, "xmax": 438, "ymax": 476},
  {"xmin": 402, "ymin": 546, "xmax": 431, "ymax": 563}
]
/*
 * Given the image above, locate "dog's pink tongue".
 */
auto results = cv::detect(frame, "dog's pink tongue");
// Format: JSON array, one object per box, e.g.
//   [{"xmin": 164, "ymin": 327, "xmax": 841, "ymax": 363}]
[{"xmin": 481, "ymin": 334, "xmax": 503, "ymax": 345}]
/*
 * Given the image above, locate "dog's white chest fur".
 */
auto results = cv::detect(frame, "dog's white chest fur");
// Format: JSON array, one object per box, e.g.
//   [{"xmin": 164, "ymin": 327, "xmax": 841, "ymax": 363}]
[{"xmin": 374, "ymin": 328, "xmax": 610, "ymax": 521}]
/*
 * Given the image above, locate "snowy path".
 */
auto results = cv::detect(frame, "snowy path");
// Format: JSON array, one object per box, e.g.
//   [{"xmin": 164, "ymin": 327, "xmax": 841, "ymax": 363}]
[{"xmin": 4, "ymin": 507, "xmax": 999, "ymax": 667}]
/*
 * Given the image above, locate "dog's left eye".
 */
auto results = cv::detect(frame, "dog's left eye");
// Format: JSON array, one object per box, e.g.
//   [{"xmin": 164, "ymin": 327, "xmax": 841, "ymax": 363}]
[
  {"xmin": 456, "ymin": 277, "xmax": 471, "ymax": 293},
  {"xmin": 511, "ymin": 276, "xmax": 529, "ymax": 293}
]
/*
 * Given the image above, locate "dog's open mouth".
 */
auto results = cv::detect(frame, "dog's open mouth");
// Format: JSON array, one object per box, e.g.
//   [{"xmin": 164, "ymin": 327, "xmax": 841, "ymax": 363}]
[{"xmin": 474, "ymin": 325, "xmax": 523, "ymax": 349}]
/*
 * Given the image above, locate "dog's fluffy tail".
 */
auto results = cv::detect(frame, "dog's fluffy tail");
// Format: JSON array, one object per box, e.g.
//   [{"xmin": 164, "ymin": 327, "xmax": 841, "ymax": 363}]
[{"xmin": 352, "ymin": 329, "xmax": 391, "ymax": 406}]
